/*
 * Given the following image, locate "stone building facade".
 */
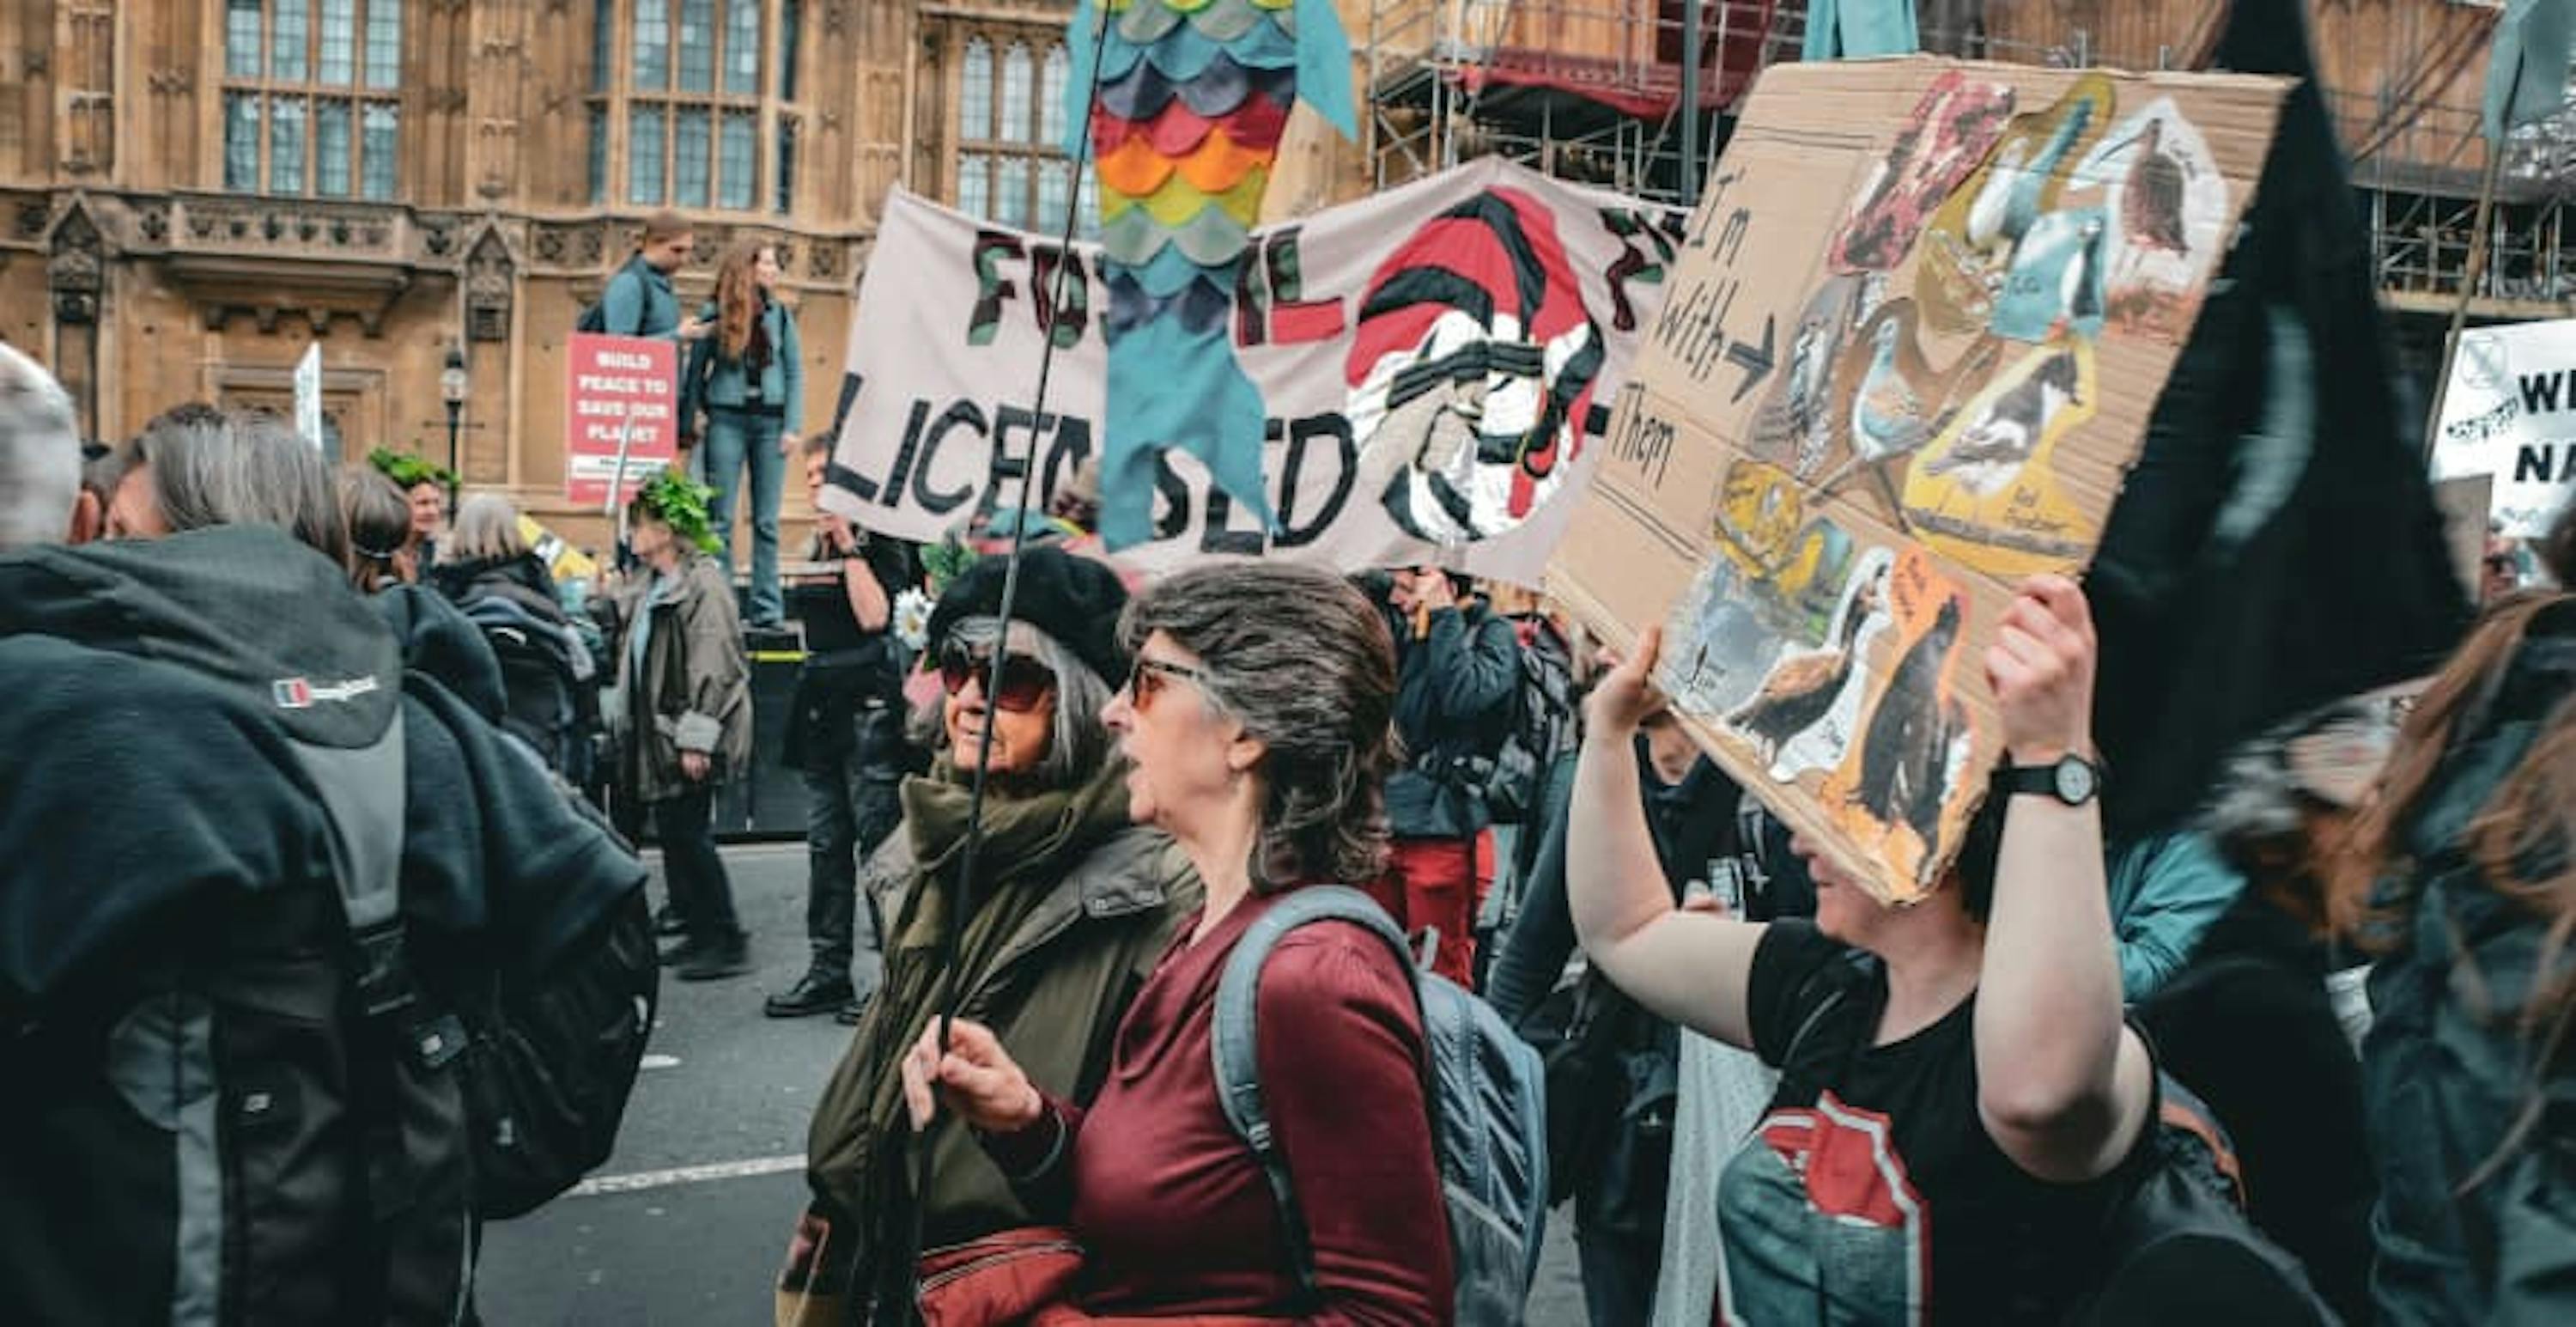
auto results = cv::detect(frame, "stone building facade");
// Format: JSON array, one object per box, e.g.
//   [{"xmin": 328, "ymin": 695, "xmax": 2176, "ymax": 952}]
[{"xmin": 0, "ymin": 0, "xmax": 1098, "ymax": 551}]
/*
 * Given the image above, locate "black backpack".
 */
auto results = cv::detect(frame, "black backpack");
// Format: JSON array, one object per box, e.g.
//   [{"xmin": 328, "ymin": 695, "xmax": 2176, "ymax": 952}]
[
  {"xmin": 0, "ymin": 675, "xmax": 655, "ymax": 1325},
  {"xmin": 1479, "ymin": 616, "xmax": 1577, "ymax": 825},
  {"xmin": 459, "ymin": 593, "xmax": 589, "ymax": 777},
  {"xmin": 398, "ymin": 673, "xmax": 659, "ymax": 1220}
]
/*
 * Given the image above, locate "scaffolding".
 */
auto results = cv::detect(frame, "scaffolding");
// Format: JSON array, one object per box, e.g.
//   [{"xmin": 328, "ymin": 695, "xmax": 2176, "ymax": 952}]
[
  {"xmin": 1359, "ymin": 0, "xmax": 2576, "ymax": 316},
  {"xmin": 1364, "ymin": 0, "xmax": 1804, "ymax": 206}
]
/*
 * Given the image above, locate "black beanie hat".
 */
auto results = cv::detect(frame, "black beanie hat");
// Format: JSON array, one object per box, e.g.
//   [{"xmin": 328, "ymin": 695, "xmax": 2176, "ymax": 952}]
[{"xmin": 926, "ymin": 547, "xmax": 1131, "ymax": 689}]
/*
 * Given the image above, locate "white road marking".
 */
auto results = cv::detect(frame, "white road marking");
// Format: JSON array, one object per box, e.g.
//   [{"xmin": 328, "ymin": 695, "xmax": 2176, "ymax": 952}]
[
  {"xmin": 639, "ymin": 1054, "xmax": 683, "ymax": 1070},
  {"xmin": 566, "ymin": 1154, "xmax": 806, "ymax": 1198}
]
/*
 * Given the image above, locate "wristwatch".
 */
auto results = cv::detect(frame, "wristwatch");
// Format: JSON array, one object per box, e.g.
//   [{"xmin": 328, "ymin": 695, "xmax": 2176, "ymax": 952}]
[{"xmin": 1994, "ymin": 753, "xmax": 2104, "ymax": 807}]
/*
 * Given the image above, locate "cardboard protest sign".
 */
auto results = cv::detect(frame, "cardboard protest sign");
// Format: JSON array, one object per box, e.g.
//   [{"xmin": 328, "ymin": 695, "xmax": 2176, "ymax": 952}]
[
  {"xmin": 1550, "ymin": 58, "xmax": 2287, "ymax": 903},
  {"xmin": 817, "ymin": 158, "xmax": 1679, "ymax": 586},
  {"xmin": 2433, "ymin": 318, "xmax": 2576, "ymax": 537},
  {"xmin": 563, "ymin": 333, "xmax": 680, "ymax": 507}
]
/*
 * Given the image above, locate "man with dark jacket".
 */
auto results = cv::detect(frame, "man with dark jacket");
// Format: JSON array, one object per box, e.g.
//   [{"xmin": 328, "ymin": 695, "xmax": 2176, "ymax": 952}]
[
  {"xmin": 767, "ymin": 435, "xmax": 918, "ymax": 1020},
  {"xmin": 1364, "ymin": 565, "xmax": 1519, "ymax": 985},
  {"xmin": 0, "ymin": 520, "xmax": 649, "ymax": 1324}
]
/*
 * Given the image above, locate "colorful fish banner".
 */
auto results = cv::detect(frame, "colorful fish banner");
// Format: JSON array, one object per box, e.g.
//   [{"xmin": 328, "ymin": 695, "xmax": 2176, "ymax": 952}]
[
  {"xmin": 1551, "ymin": 58, "xmax": 2290, "ymax": 904},
  {"xmin": 818, "ymin": 158, "xmax": 1682, "ymax": 584}
]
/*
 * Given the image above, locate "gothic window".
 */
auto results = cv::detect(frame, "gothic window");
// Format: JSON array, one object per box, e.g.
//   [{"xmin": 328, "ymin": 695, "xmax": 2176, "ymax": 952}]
[
  {"xmin": 222, "ymin": 0, "xmax": 404, "ymax": 200},
  {"xmin": 953, "ymin": 30, "xmax": 1097, "ymax": 237},
  {"xmin": 592, "ymin": 0, "xmax": 805, "ymax": 216}
]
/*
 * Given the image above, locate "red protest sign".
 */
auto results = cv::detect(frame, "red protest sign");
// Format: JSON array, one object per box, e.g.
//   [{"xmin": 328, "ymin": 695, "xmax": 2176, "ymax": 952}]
[{"xmin": 565, "ymin": 332, "xmax": 680, "ymax": 506}]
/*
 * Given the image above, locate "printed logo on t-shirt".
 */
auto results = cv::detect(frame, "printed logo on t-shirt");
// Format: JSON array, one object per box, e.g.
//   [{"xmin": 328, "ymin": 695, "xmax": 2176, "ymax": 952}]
[{"xmin": 1715, "ymin": 1091, "xmax": 1931, "ymax": 1325}]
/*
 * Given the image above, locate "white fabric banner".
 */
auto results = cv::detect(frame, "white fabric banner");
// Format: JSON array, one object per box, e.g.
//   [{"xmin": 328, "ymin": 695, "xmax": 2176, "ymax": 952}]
[{"xmin": 819, "ymin": 159, "xmax": 1681, "ymax": 583}]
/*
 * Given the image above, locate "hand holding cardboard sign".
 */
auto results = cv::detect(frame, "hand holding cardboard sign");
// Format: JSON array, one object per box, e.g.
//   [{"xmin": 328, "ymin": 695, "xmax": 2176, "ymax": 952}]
[
  {"xmin": 1586, "ymin": 624, "xmax": 1669, "ymax": 740},
  {"xmin": 1986, "ymin": 575, "xmax": 2096, "ymax": 764}
]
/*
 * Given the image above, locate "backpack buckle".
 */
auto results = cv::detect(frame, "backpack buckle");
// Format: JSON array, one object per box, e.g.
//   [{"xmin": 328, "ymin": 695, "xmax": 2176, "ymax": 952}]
[{"xmin": 349, "ymin": 919, "xmax": 421, "ymax": 1021}]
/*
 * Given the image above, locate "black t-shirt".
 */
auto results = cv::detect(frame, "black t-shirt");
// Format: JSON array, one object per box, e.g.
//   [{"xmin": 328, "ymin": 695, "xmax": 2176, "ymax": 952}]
[
  {"xmin": 791, "ymin": 536, "xmax": 912, "ymax": 660},
  {"xmin": 1717, "ymin": 921, "xmax": 2147, "ymax": 1324},
  {"xmin": 782, "ymin": 535, "xmax": 914, "ymax": 772}
]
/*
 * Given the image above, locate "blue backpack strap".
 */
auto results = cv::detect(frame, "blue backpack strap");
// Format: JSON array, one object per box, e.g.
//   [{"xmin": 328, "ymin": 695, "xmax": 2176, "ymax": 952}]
[{"xmin": 1210, "ymin": 886, "xmax": 1419, "ymax": 1306}]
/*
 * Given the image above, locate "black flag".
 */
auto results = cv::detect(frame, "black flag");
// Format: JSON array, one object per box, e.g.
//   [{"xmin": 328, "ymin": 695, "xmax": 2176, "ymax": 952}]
[{"xmin": 2087, "ymin": 0, "xmax": 2471, "ymax": 841}]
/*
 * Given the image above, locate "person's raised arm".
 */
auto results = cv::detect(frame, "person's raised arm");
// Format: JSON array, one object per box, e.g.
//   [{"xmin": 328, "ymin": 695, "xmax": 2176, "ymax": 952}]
[
  {"xmin": 1486, "ymin": 757, "xmax": 1577, "ymax": 1025},
  {"xmin": 1565, "ymin": 625, "xmax": 1766, "ymax": 1048},
  {"xmin": 841, "ymin": 536, "xmax": 891, "ymax": 633},
  {"xmin": 1973, "ymin": 575, "xmax": 2154, "ymax": 1183}
]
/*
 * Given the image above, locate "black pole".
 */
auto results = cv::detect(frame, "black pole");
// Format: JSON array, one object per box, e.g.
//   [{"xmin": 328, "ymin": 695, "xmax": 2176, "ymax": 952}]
[
  {"xmin": 444, "ymin": 401, "xmax": 462, "ymax": 521},
  {"xmin": 1681, "ymin": 0, "xmax": 1703, "ymax": 203}
]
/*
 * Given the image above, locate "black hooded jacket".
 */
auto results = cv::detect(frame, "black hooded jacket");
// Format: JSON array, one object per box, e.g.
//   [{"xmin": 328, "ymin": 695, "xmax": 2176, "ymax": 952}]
[{"xmin": 0, "ymin": 526, "xmax": 644, "ymax": 1010}]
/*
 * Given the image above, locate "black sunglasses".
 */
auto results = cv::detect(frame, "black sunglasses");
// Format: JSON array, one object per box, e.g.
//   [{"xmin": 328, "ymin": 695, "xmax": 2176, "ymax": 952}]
[{"xmin": 938, "ymin": 641, "xmax": 1057, "ymax": 713}]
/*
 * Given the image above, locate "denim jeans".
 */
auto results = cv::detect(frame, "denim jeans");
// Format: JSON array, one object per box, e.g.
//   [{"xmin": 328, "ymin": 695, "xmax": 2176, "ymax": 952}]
[
  {"xmin": 703, "ymin": 407, "xmax": 786, "ymax": 624},
  {"xmin": 799, "ymin": 703, "xmax": 905, "ymax": 979}
]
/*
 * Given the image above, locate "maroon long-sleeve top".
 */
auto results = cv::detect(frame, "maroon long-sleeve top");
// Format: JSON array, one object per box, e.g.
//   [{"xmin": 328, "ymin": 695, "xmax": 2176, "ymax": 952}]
[{"xmin": 982, "ymin": 886, "xmax": 1455, "ymax": 1325}]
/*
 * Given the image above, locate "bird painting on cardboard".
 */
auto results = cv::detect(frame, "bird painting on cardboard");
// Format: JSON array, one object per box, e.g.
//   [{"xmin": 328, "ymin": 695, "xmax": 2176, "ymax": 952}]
[
  {"xmin": 1845, "ymin": 592, "xmax": 1971, "ymax": 891},
  {"xmin": 1813, "ymin": 301, "xmax": 1999, "ymax": 522},
  {"xmin": 2111, "ymin": 117, "xmax": 2191, "ymax": 286},
  {"xmin": 1752, "ymin": 275, "xmax": 1878, "ymax": 483},
  {"xmin": 1728, "ymin": 557, "xmax": 1896, "ymax": 784},
  {"xmin": 1964, "ymin": 96, "xmax": 2095, "ymax": 256},
  {"xmin": 1923, "ymin": 345, "xmax": 2084, "ymax": 495}
]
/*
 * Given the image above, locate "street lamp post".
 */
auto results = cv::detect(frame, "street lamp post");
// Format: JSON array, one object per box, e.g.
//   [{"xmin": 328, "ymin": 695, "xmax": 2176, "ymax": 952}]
[{"xmin": 440, "ymin": 345, "xmax": 468, "ymax": 522}]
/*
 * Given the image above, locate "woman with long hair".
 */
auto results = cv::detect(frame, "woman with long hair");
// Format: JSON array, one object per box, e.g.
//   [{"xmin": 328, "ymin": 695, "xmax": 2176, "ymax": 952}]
[
  {"xmin": 2341, "ymin": 507, "xmax": 2576, "ymax": 1324},
  {"xmin": 678, "ymin": 239, "xmax": 804, "ymax": 628},
  {"xmin": 899, "ymin": 563, "xmax": 1452, "ymax": 1323}
]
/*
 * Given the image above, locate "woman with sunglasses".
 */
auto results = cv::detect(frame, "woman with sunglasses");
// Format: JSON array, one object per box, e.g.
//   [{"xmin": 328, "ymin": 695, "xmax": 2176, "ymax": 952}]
[
  {"xmin": 791, "ymin": 547, "xmax": 1202, "ymax": 1325},
  {"xmin": 902, "ymin": 563, "xmax": 1452, "ymax": 1324}
]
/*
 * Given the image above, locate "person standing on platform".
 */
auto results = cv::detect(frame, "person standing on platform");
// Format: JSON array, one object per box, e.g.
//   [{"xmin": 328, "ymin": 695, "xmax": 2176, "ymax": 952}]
[
  {"xmin": 768, "ymin": 435, "xmax": 916, "ymax": 1020},
  {"xmin": 680, "ymin": 240, "xmax": 804, "ymax": 629},
  {"xmin": 597, "ymin": 210, "xmax": 708, "ymax": 486},
  {"xmin": 598, "ymin": 210, "xmax": 707, "ymax": 344}
]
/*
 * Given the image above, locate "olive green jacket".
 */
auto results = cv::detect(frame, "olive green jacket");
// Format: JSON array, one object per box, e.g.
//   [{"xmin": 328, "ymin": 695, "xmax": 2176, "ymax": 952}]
[
  {"xmin": 605, "ymin": 551, "xmax": 753, "ymax": 801},
  {"xmin": 801, "ymin": 819, "xmax": 1200, "ymax": 1311}
]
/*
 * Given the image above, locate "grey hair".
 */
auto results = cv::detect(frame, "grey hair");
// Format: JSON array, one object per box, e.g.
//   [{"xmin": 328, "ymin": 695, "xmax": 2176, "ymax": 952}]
[
  {"xmin": 142, "ymin": 408, "xmax": 349, "ymax": 567},
  {"xmin": 0, "ymin": 341, "xmax": 81, "ymax": 551},
  {"xmin": 927, "ymin": 614, "xmax": 1114, "ymax": 788},
  {"xmin": 444, "ymin": 491, "xmax": 532, "ymax": 563},
  {"xmin": 1122, "ymin": 563, "xmax": 1399, "ymax": 889}
]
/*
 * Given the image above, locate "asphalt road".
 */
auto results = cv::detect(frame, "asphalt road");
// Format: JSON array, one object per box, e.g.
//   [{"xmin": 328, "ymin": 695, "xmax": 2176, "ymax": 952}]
[{"xmin": 476, "ymin": 843, "xmax": 1589, "ymax": 1326}]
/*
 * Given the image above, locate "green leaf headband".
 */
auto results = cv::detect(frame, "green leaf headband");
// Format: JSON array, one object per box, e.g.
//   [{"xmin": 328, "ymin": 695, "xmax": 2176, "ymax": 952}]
[
  {"xmin": 368, "ymin": 447, "xmax": 456, "ymax": 490},
  {"xmin": 635, "ymin": 468, "xmax": 723, "ymax": 555}
]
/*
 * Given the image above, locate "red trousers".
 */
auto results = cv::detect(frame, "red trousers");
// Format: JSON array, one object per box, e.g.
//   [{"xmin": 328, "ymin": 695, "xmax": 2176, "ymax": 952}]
[{"xmin": 1364, "ymin": 835, "xmax": 1492, "ymax": 987}]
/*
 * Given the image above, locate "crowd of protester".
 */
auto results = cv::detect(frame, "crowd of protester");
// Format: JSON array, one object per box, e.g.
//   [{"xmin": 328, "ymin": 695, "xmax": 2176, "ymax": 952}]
[{"xmin": 5, "ymin": 324, "xmax": 2576, "ymax": 1327}]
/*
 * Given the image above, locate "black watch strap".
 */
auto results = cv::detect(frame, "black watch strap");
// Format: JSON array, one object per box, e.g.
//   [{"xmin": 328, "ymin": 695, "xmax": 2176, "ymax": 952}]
[{"xmin": 1994, "ymin": 754, "xmax": 2103, "ymax": 807}]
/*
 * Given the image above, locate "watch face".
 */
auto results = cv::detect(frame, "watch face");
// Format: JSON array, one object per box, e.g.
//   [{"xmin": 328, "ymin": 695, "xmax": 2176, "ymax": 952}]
[{"xmin": 2054, "ymin": 757, "xmax": 2099, "ymax": 805}]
